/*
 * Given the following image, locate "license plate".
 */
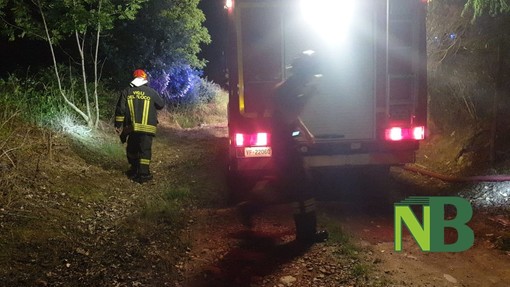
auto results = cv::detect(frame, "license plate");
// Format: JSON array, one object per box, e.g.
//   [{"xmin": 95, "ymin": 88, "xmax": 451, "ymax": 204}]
[{"xmin": 244, "ymin": 147, "xmax": 272, "ymax": 158}]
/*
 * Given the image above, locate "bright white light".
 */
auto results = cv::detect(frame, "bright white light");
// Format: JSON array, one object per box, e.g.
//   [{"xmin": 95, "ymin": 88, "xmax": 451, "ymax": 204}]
[
  {"xmin": 413, "ymin": 126, "xmax": 425, "ymax": 140},
  {"xmin": 58, "ymin": 113, "xmax": 92, "ymax": 139},
  {"xmin": 387, "ymin": 127, "xmax": 403, "ymax": 141},
  {"xmin": 302, "ymin": 50, "xmax": 315, "ymax": 56},
  {"xmin": 300, "ymin": 0, "xmax": 355, "ymax": 44},
  {"xmin": 235, "ymin": 133, "xmax": 244, "ymax": 147},
  {"xmin": 225, "ymin": 0, "xmax": 233, "ymax": 9},
  {"xmin": 255, "ymin": 133, "xmax": 268, "ymax": 146}
]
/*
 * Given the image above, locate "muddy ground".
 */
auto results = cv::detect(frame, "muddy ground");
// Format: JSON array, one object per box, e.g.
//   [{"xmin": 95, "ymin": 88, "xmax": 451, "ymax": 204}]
[{"xmin": 0, "ymin": 122, "xmax": 509, "ymax": 286}]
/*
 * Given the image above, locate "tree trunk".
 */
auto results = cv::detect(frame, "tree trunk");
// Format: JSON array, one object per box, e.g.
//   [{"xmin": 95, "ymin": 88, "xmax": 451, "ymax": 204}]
[
  {"xmin": 490, "ymin": 33, "xmax": 504, "ymax": 166},
  {"xmin": 75, "ymin": 30, "xmax": 93, "ymax": 127},
  {"xmin": 93, "ymin": 0, "xmax": 103, "ymax": 128},
  {"xmin": 36, "ymin": 0, "xmax": 89, "ymax": 124}
]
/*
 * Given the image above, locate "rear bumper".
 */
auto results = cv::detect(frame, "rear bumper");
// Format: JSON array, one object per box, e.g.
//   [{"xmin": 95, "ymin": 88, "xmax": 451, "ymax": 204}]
[
  {"xmin": 231, "ymin": 150, "xmax": 415, "ymax": 172},
  {"xmin": 232, "ymin": 157, "xmax": 274, "ymax": 173},
  {"xmin": 230, "ymin": 140, "xmax": 419, "ymax": 173},
  {"xmin": 303, "ymin": 151, "xmax": 415, "ymax": 168}
]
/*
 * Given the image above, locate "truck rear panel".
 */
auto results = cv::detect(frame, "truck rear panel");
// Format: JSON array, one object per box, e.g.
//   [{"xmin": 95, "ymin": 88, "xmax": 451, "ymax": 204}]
[{"xmin": 226, "ymin": 0, "xmax": 427, "ymax": 174}]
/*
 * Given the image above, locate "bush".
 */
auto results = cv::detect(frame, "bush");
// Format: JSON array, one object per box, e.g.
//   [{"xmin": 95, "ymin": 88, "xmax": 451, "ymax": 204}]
[
  {"xmin": 167, "ymin": 80, "xmax": 228, "ymax": 128},
  {"xmin": 147, "ymin": 63, "xmax": 227, "ymax": 128},
  {"xmin": 0, "ymin": 68, "xmax": 119, "ymax": 130},
  {"xmin": 0, "ymin": 73, "xmax": 65, "ymax": 128},
  {"xmin": 149, "ymin": 63, "xmax": 214, "ymax": 106}
]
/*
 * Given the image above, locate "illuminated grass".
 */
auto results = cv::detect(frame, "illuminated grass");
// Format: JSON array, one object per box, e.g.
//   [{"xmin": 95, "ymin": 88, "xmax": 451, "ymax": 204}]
[
  {"xmin": 67, "ymin": 128, "xmax": 127, "ymax": 170},
  {"xmin": 170, "ymin": 89, "xmax": 227, "ymax": 128}
]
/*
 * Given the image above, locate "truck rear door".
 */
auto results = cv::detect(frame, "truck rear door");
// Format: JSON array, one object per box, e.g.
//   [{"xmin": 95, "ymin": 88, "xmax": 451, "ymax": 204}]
[{"xmin": 283, "ymin": 0, "xmax": 376, "ymax": 142}]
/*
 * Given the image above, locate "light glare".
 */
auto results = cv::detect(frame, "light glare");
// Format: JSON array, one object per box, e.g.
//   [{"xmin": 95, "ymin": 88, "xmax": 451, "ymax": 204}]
[
  {"xmin": 388, "ymin": 127, "xmax": 403, "ymax": 141},
  {"xmin": 235, "ymin": 133, "xmax": 244, "ymax": 147},
  {"xmin": 300, "ymin": 0, "xmax": 355, "ymax": 44},
  {"xmin": 385, "ymin": 126, "xmax": 426, "ymax": 141},
  {"xmin": 255, "ymin": 133, "xmax": 268, "ymax": 146},
  {"xmin": 413, "ymin": 126, "xmax": 425, "ymax": 140},
  {"xmin": 225, "ymin": 0, "xmax": 233, "ymax": 9}
]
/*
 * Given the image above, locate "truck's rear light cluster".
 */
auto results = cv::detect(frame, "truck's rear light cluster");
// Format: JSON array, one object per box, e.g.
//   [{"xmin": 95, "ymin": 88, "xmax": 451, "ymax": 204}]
[
  {"xmin": 235, "ymin": 132, "xmax": 270, "ymax": 147},
  {"xmin": 225, "ymin": 0, "xmax": 233, "ymax": 9},
  {"xmin": 385, "ymin": 126, "xmax": 425, "ymax": 141}
]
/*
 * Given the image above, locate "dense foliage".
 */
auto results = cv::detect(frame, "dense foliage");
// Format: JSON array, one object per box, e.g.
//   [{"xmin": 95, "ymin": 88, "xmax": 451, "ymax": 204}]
[
  {"xmin": 464, "ymin": 0, "xmax": 510, "ymax": 19},
  {"xmin": 0, "ymin": 72, "xmax": 68, "ymax": 127},
  {"xmin": 102, "ymin": 0, "xmax": 211, "ymax": 88},
  {"xmin": 149, "ymin": 64, "xmax": 217, "ymax": 106},
  {"xmin": 0, "ymin": 0, "xmax": 213, "ymax": 128},
  {"xmin": 0, "ymin": 0, "xmax": 146, "ymax": 127},
  {"xmin": 0, "ymin": 0, "xmax": 144, "ymax": 42}
]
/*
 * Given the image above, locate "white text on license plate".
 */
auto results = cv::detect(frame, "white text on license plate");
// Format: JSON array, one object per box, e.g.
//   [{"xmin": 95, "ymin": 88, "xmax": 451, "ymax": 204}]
[{"xmin": 244, "ymin": 147, "xmax": 272, "ymax": 158}]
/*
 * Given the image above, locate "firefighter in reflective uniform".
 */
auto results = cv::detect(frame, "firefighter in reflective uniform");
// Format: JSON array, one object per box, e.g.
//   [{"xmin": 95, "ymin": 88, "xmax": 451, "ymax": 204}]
[
  {"xmin": 115, "ymin": 69, "xmax": 165, "ymax": 183},
  {"xmin": 239, "ymin": 53, "xmax": 328, "ymax": 244},
  {"xmin": 272, "ymin": 53, "xmax": 328, "ymax": 243}
]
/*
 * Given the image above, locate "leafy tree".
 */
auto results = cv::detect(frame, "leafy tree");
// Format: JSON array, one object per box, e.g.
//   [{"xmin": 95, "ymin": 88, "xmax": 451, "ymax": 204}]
[
  {"xmin": 0, "ymin": 0, "xmax": 145, "ymax": 127},
  {"xmin": 102, "ymin": 0, "xmax": 211, "ymax": 87},
  {"xmin": 462, "ymin": 0, "xmax": 510, "ymax": 165},
  {"xmin": 464, "ymin": 0, "xmax": 510, "ymax": 20}
]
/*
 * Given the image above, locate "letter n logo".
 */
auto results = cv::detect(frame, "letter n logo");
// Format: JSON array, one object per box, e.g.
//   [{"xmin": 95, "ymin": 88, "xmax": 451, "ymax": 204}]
[{"xmin": 394, "ymin": 196, "xmax": 474, "ymax": 252}]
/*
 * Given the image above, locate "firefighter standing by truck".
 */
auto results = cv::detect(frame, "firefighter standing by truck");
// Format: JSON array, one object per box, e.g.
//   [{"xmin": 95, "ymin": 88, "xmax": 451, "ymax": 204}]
[
  {"xmin": 238, "ymin": 53, "xmax": 328, "ymax": 244},
  {"xmin": 115, "ymin": 69, "xmax": 165, "ymax": 184}
]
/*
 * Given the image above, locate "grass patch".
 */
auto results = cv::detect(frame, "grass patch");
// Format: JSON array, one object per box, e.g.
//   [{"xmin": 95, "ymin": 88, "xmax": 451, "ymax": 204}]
[
  {"xmin": 319, "ymin": 214, "xmax": 394, "ymax": 285},
  {"xmin": 66, "ymin": 185, "xmax": 108, "ymax": 203},
  {"xmin": 137, "ymin": 182, "xmax": 196, "ymax": 227},
  {"xmin": 170, "ymin": 89, "xmax": 227, "ymax": 128},
  {"xmin": 352, "ymin": 262, "xmax": 371, "ymax": 278},
  {"xmin": 163, "ymin": 185, "xmax": 193, "ymax": 202},
  {"xmin": 320, "ymin": 214, "xmax": 360, "ymax": 258},
  {"xmin": 140, "ymin": 199, "xmax": 182, "ymax": 224},
  {"xmin": 68, "ymin": 129, "xmax": 127, "ymax": 170}
]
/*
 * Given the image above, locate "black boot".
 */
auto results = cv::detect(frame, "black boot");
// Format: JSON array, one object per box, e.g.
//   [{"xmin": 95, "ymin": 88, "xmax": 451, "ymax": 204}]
[
  {"xmin": 237, "ymin": 201, "xmax": 259, "ymax": 228},
  {"xmin": 314, "ymin": 230, "xmax": 329, "ymax": 243},
  {"xmin": 126, "ymin": 167, "xmax": 138, "ymax": 179},
  {"xmin": 294, "ymin": 212, "xmax": 328, "ymax": 243},
  {"xmin": 133, "ymin": 173, "xmax": 153, "ymax": 184}
]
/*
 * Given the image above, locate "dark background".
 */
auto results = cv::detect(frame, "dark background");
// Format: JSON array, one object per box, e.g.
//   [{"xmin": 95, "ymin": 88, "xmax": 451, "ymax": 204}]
[
  {"xmin": 0, "ymin": 38, "xmax": 51, "ymax": 77},
  {"xmin": 198, "ymin": 0, "xmax": 228, "ymax": 86}
]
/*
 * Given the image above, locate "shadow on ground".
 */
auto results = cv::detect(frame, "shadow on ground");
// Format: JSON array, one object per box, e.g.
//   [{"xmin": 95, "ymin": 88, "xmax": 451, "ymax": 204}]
[{"xmin": 185, "ymin": 229, "xmax": 311, "ymax": 287}]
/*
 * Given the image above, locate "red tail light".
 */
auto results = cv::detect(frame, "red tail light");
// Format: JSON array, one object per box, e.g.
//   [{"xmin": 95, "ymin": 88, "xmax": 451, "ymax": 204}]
[
  {"xmin": 386, "ymin": 127, "xmax": 403, "ymax": 141},
  {"xmin": 385, "ymin": 126, "xmax": 425, "ymax": 141},
  {"xmin": 412, "ymin": 126, "xmax": 425, "ymax": 140},
  {"xmin": 255, "ymin": 133, "xmax": 268, "ymax": 146},
  {"xmin": 235, "ymin": 132, "xmax": 270, "ymax": 147},
  {"xmin": 235, "ymin": 133, "xmax": 244, "ymax": 146}
]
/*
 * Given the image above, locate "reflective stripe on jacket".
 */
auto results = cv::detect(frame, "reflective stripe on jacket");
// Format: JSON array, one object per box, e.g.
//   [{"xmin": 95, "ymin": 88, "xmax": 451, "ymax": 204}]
[{"xmin": 115, "ymin": 85, "xmax": 165, "ymax": 135}]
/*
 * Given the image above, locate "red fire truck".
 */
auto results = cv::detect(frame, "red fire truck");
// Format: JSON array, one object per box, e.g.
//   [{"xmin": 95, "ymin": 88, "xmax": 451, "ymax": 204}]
[{"xmin": 225, "ymin": 0, "xmax": 428, "ymax": 186}]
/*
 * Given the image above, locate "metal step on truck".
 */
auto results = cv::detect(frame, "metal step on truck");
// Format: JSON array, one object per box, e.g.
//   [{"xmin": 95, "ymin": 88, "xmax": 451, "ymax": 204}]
[{"xmin": 225, "ymin": 0, "xmax": 428, "ymax": 196}]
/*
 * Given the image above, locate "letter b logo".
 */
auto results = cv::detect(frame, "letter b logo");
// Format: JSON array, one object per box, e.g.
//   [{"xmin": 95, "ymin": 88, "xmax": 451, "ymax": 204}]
[{"xmin": 394, "ymin": 196, "xmax": 474, "ymax": 252}]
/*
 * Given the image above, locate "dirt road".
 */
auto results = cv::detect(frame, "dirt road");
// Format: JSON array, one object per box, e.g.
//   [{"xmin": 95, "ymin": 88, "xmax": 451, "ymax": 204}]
[{"xmin": 176, "ymin": 125, "xmax": 510, "ymax": 287}]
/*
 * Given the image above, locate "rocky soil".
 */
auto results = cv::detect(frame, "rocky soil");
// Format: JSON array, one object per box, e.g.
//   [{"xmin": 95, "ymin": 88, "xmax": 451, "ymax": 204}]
[{"xmin": 0, "ymin": 122, "xmax": 509, "ymax": 286}]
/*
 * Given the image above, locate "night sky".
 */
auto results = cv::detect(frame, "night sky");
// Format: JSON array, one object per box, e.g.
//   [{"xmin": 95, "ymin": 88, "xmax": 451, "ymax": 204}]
[
  {"xmin": 198, "ymin": 0, "xmax": 228, "ymax": 86},
  {"xmin": 0, "ymin": 37, "xmax": 52, "ymax": 77}
]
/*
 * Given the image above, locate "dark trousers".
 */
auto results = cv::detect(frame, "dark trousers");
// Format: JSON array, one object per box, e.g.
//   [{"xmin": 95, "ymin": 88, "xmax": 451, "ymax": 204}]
[
  {"xmin": 126, "ymin": 133, "xmax": 153, "ymax": 175},
  {"xmin": 239, "ymin": 130, "xmax": 317, "ymax": 241},
  {"xmin": 272, "ymin": 135, "xmax": 317, "ymax": 241}
]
